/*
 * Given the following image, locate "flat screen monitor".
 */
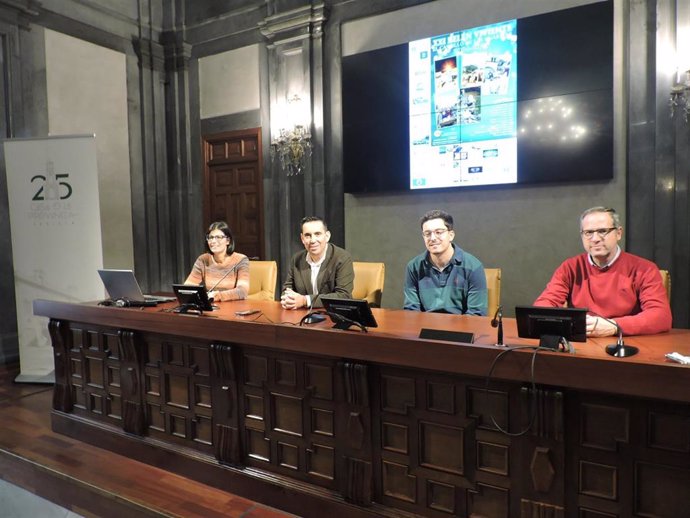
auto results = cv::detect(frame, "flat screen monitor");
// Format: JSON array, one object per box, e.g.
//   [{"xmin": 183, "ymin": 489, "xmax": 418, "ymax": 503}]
[
  {"xmin": 515, "ymin": 305, "xmax": 587, "ymax": 343},
  {"xmin": 172, "ymin": 284, "xmax": 214, "ymax": 312},
  {"xmin": 320, "ymin": 296, "xmax": 378, "ymax": 330}
]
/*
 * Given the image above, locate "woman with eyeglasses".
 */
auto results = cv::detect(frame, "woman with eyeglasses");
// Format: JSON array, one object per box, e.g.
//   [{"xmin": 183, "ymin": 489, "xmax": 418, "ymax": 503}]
[{"xmin": 185, "ymin": 221, "xmax": 250, "ymax": 301}]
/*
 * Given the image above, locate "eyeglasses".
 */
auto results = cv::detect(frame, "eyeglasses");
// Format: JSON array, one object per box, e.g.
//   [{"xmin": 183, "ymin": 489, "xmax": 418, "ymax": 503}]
[
  {"xmin": 422, "ymin": 229, "xmax": 449, "ymax": 240},
  {"xmin": 580, "ymin": 227, "xmax": 617, "ymax": 239},
  {"xmin": 206, "ymin": 235, "xmax": 227, "ymax": 242}
]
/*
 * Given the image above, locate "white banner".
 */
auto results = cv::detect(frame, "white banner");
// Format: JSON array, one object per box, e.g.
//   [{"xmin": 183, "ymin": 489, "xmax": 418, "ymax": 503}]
[{"xmin": 4, "ymin": 135, "xmax": 103, "ymax": 382}]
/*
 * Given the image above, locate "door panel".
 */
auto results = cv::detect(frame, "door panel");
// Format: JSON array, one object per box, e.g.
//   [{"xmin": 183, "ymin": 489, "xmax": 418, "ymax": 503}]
[{"xmin": 203, "ymin": 129, "xmax": 264, "ymax": 260}]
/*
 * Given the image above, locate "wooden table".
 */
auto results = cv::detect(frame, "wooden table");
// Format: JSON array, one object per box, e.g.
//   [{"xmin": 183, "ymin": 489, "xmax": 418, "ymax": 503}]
[{"xmin": 34, "ymin": 299, "xmax": 690, "ymax": 517}]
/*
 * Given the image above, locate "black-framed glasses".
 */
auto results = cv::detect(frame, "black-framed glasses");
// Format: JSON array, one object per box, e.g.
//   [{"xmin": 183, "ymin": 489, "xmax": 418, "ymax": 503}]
[
  {"xmin": 580, "ymin": 227, "xmax": 617, "ymax": 239},
  {"xmin": 422, "ymin": 229, "xmax": 449, "ymax": 240}
]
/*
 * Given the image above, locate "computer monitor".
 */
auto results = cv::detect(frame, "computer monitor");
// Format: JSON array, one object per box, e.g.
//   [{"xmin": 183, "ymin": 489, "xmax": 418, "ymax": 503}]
[
  {"xmin": 172, "ymin": 284, "xmax": 214, "ymax": 313},
  {"xmin": 515, "ymin": 305, "xmax": 588, "ymax": 343},
  {"xmin": 320, "ymin": 296, "xmax": 378, "ymax": 330}
]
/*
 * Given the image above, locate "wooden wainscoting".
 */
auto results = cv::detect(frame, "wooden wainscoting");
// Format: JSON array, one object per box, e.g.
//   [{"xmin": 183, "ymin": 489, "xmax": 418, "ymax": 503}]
[{"xmin": 0, "ymin": 363, "xmax": 296, "ymax": 518}]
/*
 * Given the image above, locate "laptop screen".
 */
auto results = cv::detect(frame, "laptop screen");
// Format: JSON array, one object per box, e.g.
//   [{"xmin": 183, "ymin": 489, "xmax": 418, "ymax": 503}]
[{"xmin": 97, "ymin": 269, "xmax": 147, "ymax": 302}]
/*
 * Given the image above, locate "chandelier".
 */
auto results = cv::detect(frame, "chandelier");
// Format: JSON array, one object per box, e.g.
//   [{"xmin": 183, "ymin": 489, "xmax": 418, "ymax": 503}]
[
  {"xmin": 270, "ymin": 124, "xmax": 312, "ymax": 175},
  {"xmin": 271, "ymin": 95, "xmax": 312, "ymax": 175},
  {"xmin": 670, "ymin": 69, "xmax": 690, "ymax": 122}
]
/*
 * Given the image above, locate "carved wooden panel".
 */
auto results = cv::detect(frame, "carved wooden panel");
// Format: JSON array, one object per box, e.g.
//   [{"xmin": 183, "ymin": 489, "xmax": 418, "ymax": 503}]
[
  {"xmin": 206, "ymin": 135, "xmax": 259, "ymax": 162},
  {"xmin": 647, "ymin": 411, "xmax": 690, "ymax": 453},
  {"xmin": 240, "ymin": 349, "xmax": 342, "ymax": 491},
  {"xmin": 143, "ymin": 337, "xmax": 213, "ymax": 453},
  {"xmin": 341, "ymin": 362, "xmax": 373, "ymax": 505},
  {"xmin": 46, "ymin": 315, "xmax": 690, "ymax": 517},
  {"xmin": 578, "ymin": 508, "xmax": 617, "ymax": 518},
  {"xmin": 477, "ymin": 441, "xmax": 509, "ymax": 476},
  {"xmin": 210, "ymin": 343, "xmax": 239, "ymax": 464},
  {"xmin": 375, "ymin": 367, "xmax": 505, "ymax": 517},
  {"xmin": 531, "ymin": 447, "xmax": 556, "ymax": 493},
  {"xmin": 634, "ymin": 462, "xmax": 690, "ymax": 516},
  {"xmin": 468, "ymin": 482, "xmax": 509, "ymax": 518},
  {"xmin": 468, "ymin": 385, "xmax": 509, "ymax": 431},
  {"xmin": 580, "ymin": 403, "xmax": 629, "ymax": 451},
  {"xmin": 579, "ymin": 461, "xmax": 618, "ymax": 500},
  {"xmin": 118, "ymin": 330, "xmax": 144, "ymax": 435},
  {"xmin": 521, "ymin": 387, "xmax": 564, "ymax": 441},
  {"xmin": 520, "ymin": 498, "xmax": 564, "ymax": 518},
  {"xmin": 63, "ymin": 324, "xmax": 123, "ymax": 425},
  {"xmin": 569, "ymin": 393, "xmax": 690, "ymax": 518},
  {"xmin": 49, "ymin": 319, "xmax": 72, "ymax": 412}
]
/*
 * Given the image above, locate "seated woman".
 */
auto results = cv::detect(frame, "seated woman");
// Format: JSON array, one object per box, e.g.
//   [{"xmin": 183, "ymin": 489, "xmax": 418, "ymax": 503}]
[{"xmin": 185, "ymin": 221, "xmax": 250, "ymax": 301}]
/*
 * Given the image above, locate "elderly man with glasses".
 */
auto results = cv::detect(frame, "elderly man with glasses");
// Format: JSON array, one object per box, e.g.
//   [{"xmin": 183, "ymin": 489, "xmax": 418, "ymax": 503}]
[
  {"xmin": 534, "ymin": 206, "xmax": 672, "ymax": 336},
  {"xmin": 403, "ymin": 209, "xmax": 488, "ymax": 315}
]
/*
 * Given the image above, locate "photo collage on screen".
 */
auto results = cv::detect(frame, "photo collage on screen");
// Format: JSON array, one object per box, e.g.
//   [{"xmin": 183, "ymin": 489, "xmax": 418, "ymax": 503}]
[{"xmin": 409, "ymin": 20, "xmax": 518, "ymax": 189}]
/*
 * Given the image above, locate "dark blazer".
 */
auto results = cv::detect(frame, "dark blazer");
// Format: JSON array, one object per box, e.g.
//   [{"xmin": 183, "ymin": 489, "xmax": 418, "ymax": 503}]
[{"xmin": 282, "ymin": 243, "xmax": 354, "ymax": 307}]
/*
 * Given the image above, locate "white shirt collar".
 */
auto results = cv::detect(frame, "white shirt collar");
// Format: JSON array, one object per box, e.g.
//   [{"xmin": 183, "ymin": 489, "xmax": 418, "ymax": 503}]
[{"xmin": 588, "ymin": 245, "xmax": 621, "ymax": 269}]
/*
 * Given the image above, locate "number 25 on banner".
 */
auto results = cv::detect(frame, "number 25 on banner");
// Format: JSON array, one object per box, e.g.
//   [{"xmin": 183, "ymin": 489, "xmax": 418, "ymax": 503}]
[{"xmin": 30, "ymin": 173, "xmax": 73, "ymax": 201}]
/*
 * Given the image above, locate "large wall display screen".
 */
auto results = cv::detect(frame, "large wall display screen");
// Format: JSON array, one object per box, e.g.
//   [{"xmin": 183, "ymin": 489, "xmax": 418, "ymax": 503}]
[
  {"xmin": 409, "ymin": 20, "xmax": 517, "ymax": 189},
  {"xmin": 342, "ymin": 1, "xmax": 613, "ymax": 194}
]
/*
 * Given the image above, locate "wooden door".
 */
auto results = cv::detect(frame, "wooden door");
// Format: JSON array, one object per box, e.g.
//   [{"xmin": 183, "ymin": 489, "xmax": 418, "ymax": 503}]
[{"xmin": 202, "ymin": 128, "xmax": 264, "ymax": 259}]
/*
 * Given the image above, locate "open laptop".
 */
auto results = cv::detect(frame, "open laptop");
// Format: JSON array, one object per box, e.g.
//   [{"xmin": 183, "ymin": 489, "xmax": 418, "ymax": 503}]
[{"xmin": 98, "ymin": 269, "xmax": 176, "ymax": 304}]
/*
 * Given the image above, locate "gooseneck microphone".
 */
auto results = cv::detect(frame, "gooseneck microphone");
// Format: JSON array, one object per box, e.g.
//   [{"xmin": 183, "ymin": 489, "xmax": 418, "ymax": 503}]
[
  {"xmin": 491, "ymin": 305, "xmax": 505, "ymax": 347},
  {"xmin": 206, "ymin": 262, "xmax": 240, "ymax": 294},
  {"xmin": 301, "ymin": 293, "xmax": 326, "ymax": 324},
  {"xmin": 600, "ymin": 316, "xmax": 639, "ymax": 358}
]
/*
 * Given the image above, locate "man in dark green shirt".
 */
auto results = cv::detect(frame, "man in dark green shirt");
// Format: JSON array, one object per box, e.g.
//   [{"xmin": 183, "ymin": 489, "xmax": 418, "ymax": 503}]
[{"xmin": 403, "ymin": 209, "xmax": 488, "ymax": 315}]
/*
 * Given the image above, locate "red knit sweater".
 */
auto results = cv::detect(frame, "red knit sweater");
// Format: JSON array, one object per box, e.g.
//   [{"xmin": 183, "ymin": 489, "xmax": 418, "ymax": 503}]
[{"xmin": 534, "ymin": 252, "xmax": 672, "ymax": 335}]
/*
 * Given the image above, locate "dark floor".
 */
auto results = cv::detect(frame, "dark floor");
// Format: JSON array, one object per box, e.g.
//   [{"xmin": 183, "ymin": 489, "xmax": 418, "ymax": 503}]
[{"xmin": 0, "ymin": 363, "xmax": 298, "ymax": 518}]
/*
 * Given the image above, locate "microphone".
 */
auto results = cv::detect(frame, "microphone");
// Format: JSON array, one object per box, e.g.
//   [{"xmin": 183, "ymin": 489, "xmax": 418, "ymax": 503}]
[
  {"xmin": 206, "ymin": 262, "xmax": 240, "ymax": 294},
  {"xmin": 490, "ymin": 305, "xmax": 505, "ymax": 347},
  {"xmin": 599, "ymin": 316, "xmax": 639, "ymax": 358},
  {"xmin": 301, "ymin": 293, "xmax": 326, "ymax": 324}
]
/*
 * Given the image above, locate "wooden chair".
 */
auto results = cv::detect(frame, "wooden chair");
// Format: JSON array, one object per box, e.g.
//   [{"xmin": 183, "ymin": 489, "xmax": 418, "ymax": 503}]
[
  {"xmin": 247, "ymin": 260, "xmax": 277, "ymax": 301},
  {"xmin": 659, "ymin": 269, "xmax": 671, "ymax": 301},
  {"xmin": 484, "ymin": 268, "xmax": 502, "ymax": 317},
  {"xmin": 352, "ymin": 262, "xmax": 385, "ymax": 307}
]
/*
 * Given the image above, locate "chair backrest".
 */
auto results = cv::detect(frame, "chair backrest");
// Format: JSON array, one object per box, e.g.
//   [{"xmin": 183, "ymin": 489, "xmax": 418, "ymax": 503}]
[
  {"xmin": 247, "ymin": 260, "xmax": 278, "ymax": 301},
  {"xmin": 484, "ymin": 268, "xmax": 502, "ymax": 318},
  {"xmin": 659, "ymin": 269, "xmax": 671, "ymax": 301},
  {"xmin": 352, "ymin": 262, "xmax": 385, "ymax": 308}
]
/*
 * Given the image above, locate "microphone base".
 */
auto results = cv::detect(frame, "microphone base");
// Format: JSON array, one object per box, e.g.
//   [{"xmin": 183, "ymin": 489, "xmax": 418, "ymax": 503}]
[
  {"xmin": 302, "ymin": 313, "xmax": 327, "ymax": 324},
  {"xmin": 605, "ymin": 343, "xmax": 639, "ymax": 358}
]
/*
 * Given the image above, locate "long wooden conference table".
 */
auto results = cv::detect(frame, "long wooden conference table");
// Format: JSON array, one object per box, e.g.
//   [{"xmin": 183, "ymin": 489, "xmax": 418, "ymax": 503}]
[{"xmin": 34, "ymin": 299, "xmax": 690, "ymax": 518}]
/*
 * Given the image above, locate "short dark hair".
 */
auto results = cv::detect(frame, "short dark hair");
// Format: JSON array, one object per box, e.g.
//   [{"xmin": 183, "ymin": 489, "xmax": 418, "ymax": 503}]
[
  {"xmin": 580, "ymin": 207, "xmax": 621, "ymax": 229},
  {"xmin": 300, "ymin": 216, "xmax": 328, "ymax": 233},
  {"xmin": 420, "ymin": 209, "xmax": 454, "ymax": 231},
  {"xmin": 205, "ymin": 221, "xmax": 235, "ymax": 255}
]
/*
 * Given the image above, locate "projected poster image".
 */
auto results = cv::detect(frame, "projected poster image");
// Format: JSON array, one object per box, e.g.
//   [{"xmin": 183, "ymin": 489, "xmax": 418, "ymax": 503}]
[
  {"xmin": 410, "ymin": 19, "xmax": 518, "ymax": 189},
  {"xmin": 434, "ymin": 57, "xmax": 458, "ymax": 93},
  {"xmin": 460, "ymin": 87, "xmax": 481, "ymax": 125}
]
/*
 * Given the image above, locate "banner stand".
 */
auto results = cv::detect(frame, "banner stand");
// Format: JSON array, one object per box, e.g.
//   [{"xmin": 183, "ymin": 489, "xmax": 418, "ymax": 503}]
[
  {"xmin": 3, "ymin": 135, "xmax": 104, "ymax": 383},
  {"xmin": 15, "ymin": 371, "xmax": 55, "ymax": 384}
]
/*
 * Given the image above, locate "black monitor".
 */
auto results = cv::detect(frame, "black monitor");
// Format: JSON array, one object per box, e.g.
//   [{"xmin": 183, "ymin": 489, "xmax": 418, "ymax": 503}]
[
  {"xmin": 172, "ymin": 284, "xmax": 214, "ymax": 313},
  {"xmin": 320, "ymin": 296, "xmax": 378, "ymax": 331},
  {"xmin": 515, "ymin": 305, "xmax": 588, "ymax": 343}
]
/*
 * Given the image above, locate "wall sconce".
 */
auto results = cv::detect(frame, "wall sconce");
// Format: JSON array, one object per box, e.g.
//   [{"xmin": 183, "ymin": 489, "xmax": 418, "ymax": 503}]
[
  {"xmin": 271, "ymin": 95, "xmax": 312, "ymax": 175},
  {"xmin": 670, "ymin": 69, "xmax": 690, "ymax": 122}
]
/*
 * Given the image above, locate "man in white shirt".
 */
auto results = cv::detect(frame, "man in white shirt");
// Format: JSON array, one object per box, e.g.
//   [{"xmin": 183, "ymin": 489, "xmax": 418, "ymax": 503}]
[{"xmin": 281, "ymin": 216, "xmax": 354, "ymax": 309}]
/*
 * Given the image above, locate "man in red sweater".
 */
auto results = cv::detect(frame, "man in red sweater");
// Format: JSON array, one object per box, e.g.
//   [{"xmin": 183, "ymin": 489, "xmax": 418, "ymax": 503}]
[{"xmin": 534, "ymin": 207, "xmax": 672, "ymax": 336}]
